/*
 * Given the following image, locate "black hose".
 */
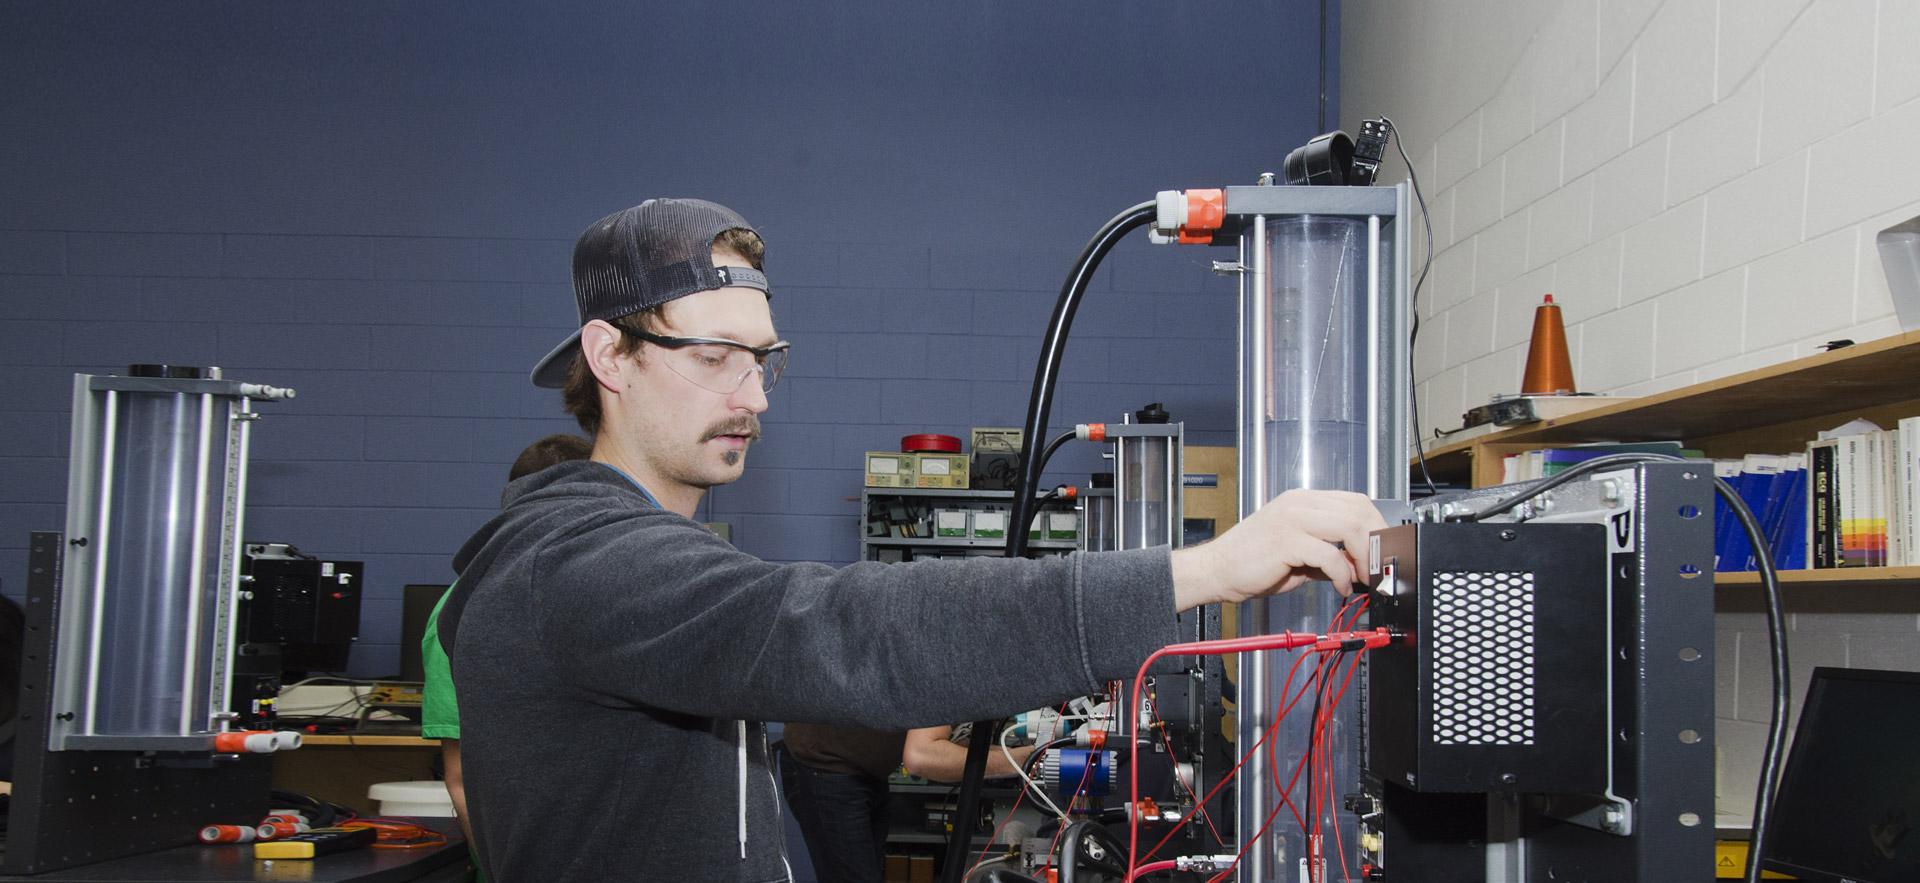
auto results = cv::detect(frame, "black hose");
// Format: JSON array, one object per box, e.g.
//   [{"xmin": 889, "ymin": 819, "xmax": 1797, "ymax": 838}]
[
  {"xmin": 1057, "ymin": 819, "xmax": 1129, "ymax": 883},
  {"xmin": 1032, "ymin": 487, "xmax": 1067, "ymax": 519},
  {"xmin": 939, "ymin": 200, "xmax": 1158, "ymax": 883},
  {"xmin": 1461, "ymin": 453, "xmax": 1788, "ymax": 883},
  {"xmin": 1723, "ymin": 476, "xmax": 1790, "ymax": 883},
  {"xmin": 1034, "ymin": 430, "xmax": 1079, "ymax": 482}
]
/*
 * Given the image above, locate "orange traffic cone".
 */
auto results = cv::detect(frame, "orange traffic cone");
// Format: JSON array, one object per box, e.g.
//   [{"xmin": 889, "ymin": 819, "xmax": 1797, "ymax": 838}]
[{"xmin": 1521, "ymin": 294, "xmax": 1575, "ymax": 395}]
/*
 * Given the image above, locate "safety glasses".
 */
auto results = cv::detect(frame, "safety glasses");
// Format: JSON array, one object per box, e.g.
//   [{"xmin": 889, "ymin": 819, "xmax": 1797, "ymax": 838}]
[{"xmin": 622, "ymin": 328, "xmax": 791, "ymax": 395}]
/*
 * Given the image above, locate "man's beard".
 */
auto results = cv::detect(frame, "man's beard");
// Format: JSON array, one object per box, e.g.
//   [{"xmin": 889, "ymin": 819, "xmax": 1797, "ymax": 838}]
[{"xmin": 699, "ymin": 416, "xmax": 763, "ymax": 473}]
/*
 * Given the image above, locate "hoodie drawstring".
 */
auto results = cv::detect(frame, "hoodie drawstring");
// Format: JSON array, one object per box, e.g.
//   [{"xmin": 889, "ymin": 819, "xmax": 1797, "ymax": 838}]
[{"xmin": 737, "ymin": 720, "xmax": 748, "ymax": 859}]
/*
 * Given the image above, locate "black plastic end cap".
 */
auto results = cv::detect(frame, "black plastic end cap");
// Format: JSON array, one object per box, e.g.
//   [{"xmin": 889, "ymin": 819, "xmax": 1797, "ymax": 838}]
[{"xmin": 127, "ymin": 364, "xmax": 211, "ymax": 378}]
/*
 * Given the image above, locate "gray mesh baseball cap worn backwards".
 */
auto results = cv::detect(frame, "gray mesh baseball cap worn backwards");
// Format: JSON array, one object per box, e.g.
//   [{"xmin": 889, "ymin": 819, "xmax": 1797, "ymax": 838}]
[{"xmin": 529, "ymin": 198, "xmax": 772, "ymax": 388}]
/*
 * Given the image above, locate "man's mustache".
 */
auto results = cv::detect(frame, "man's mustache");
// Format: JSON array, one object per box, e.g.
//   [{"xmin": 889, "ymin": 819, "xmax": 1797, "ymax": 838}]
[{"xmin": 702, "ymin": 418, "xmax": 763, "ymax": 442}]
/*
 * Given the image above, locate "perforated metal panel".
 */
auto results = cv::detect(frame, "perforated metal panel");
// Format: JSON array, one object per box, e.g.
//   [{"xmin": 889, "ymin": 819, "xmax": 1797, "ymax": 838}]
[
  {"xmin": 1368, "ymin": 521, "xmax": 1605, "ymax": 795},
  {"xmin": 1429, "ymin": 571, "xmax": 1537, "ymax": 746}
]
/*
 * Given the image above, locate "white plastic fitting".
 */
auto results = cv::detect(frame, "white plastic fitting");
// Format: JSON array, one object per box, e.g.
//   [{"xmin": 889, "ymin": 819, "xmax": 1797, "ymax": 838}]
[
  {"xmin": 239, "ymin": 732, "xmax": 278, "ymax": 753},
  {"xmin": 1155, "ymin": 189, "xmax": 1187, "ymax": 231}
]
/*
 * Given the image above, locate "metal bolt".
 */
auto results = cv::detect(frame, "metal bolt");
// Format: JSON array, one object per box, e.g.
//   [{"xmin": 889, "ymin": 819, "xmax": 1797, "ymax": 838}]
[
  {"xmin": 1499, "ymin": 529, "xmax": 1517, "ymax": 541},
  {"xmin": 1499, "ymin": 773, "xmax": 1517, "ymax": 785},
  {"xmin": 56, "ymin": 712, "xmax": 74, "ymax": 722},
  {"xmin": 69, "ymin": 536, "xmax": 88, "ymax": 547}
]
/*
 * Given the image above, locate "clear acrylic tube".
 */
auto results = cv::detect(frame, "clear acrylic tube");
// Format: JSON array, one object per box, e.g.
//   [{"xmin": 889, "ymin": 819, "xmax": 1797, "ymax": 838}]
[
  {"xmin": 94, "ymin": 391, "xmax": 226, "ymax": 735},
  {"xmin": 1238, "ymin": 207, "xmax": 1405, "ymax": 880}
]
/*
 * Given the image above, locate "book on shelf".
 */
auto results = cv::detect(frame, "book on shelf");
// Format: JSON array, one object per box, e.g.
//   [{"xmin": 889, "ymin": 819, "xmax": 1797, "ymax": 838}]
[
  {"xmin": 1840, "ymin": 430, "xmax": 1885, "ymax": 567},
  {"xmin": 1903, "ymin": 417, "xmax": 1920, "ymax": 569},
  {"xmin": 1714, "ymin": 454, "xmax": 1798, "ymax": 573},
  {"xmin": 1758, "ymin": 454, "xmax": 1804, "ymax": 572},
  {"xmin": 1808, "ymin": 438, "xmax": 1838, "ymax": 568}
]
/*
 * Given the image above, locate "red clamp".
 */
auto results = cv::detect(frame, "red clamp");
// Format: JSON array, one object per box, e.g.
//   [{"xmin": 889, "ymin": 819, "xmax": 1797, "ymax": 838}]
[{"xmin": 1176, "ymin": 189, "xmax": 1226, "ymax": 244}]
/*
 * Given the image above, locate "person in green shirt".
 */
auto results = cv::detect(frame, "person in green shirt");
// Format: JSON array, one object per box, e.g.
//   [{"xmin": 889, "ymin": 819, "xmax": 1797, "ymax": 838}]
[{"xmin": 422, "ymin": 433, "xmax": 593, "ymax": 850}]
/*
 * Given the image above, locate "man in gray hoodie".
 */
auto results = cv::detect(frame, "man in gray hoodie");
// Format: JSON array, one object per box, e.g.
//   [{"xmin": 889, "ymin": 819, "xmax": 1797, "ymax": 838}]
[{"xmin": 439, "ymin": 198, "xmax": 1383, "ymax": 882}]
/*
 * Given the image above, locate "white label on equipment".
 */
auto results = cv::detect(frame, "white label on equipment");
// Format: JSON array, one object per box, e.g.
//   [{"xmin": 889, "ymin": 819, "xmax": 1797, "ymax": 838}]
[
  {"xmin": 1593, "ymin": 468, "xmax": 1638, "ymax": 554},
  {"xmin": 321, "ymin": 562, "xmax": 335, "ymax": 577},
  {"xmin": 936, "ymin": 511, "xmax": 969, "ymax": 530}
]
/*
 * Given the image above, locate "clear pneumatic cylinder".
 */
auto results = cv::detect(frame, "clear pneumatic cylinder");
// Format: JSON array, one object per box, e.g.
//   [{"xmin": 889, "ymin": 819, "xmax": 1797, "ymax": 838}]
[
  {"xmin": 1080, "ymin": 474, "xmax": 1116, "ymax": 553},
  {"xmin": 1236, "ymin": 190, "xmax": 1409, "ymax": 881},
  {"xmin": 1114, "ymin": 422, "xmax": 1182, "ymax": 551},
  {"xmin": 96, "ymin": 389, "xmax": 230, "ymax": 736},
  {"xmin": 51, "ymin": 367, "xmax": 293, "ymax": 751}
]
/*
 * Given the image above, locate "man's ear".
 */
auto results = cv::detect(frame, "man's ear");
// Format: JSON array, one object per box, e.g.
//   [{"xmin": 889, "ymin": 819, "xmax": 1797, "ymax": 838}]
[{"xmin": 579, "ymin": 320, "xmax": 628, "ymax": 393}]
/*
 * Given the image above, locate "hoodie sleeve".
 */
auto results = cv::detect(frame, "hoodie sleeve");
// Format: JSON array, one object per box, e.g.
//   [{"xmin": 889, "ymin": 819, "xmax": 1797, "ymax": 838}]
[{"xmin": 529, "ymin": 507, "xmax": 1179, "ymax": 729}]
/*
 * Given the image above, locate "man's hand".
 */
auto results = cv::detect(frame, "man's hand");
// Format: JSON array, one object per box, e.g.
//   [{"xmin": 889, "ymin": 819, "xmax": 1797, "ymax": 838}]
[{"xmin": 1169, "ymin": 489, "xmax": 1386, "ymax": 611}]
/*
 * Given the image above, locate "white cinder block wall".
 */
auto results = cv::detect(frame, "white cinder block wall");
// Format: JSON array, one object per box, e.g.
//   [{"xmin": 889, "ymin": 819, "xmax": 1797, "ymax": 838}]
[{"xmin": 1341, "ymin": 0, "xmax": 1920, "ymax": 818}]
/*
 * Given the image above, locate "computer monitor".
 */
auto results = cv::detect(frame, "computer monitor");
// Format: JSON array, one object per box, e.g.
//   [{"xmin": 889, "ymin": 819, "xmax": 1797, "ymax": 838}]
[
  {"xmin": 1761, "ymin": 667, "xmax": 1920, "ymax": 882},
  {"xmin": 397, "ymin": 584, "xmax": 451, "ymax": 683}
]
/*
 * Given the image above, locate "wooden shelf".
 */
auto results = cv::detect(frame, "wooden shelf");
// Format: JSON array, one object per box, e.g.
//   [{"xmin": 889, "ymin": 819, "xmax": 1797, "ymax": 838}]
[
  {"xmin": 297, "ymin": 734, "xmax": 439, "ymax": 747},
  {"xmin": 1419, "ymin": 331, "xmax": 1920, "ymax": 487},
  {"xmin": 864, "ymin": 487, "xmax": 1062, "ymax": 499},
  {"xmin": 865, "ymin": 536, "xmax": 1077, "ymax": 550},
  {"xmin": 1715, "ymin": 566, "xmax": 1920, "ymax": 587},
  {"xmin": 885, "ymin": 832, "xmax": 997, "ymax": 846}
]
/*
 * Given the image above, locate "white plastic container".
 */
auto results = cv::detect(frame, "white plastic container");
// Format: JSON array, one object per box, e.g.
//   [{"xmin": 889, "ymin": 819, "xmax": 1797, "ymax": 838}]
[{"xmin": 367, "ymin": 780, "xmax": 456, "ymax": 817}]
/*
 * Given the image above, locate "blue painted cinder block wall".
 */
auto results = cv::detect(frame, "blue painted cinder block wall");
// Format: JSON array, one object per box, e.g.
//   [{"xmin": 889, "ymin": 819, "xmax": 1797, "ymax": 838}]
[{"xmin": 1, "ymin": 3, "xmax": 1336, "ymax": 679}]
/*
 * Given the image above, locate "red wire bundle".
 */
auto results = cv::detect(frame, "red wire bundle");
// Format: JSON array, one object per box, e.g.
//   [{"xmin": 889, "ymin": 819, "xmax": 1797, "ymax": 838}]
[
  {"xmin": 1122, "ymin": 597, "xmax": 1388, "ymax": 883},
  {"xmin": 340, "ymin": 817, "xmax": 449, "ymax": 849}
]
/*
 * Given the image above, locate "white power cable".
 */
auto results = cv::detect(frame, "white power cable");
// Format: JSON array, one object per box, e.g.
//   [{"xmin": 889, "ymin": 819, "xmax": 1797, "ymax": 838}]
[{"xmin": 1002, "ymin": 722, "xmax": 1069, "ymax": 821}]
